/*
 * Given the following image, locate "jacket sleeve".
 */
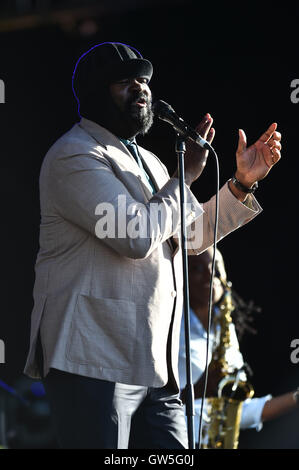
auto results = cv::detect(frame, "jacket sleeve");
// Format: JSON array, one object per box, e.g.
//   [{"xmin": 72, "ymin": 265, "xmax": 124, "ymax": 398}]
[
  {"xmin": 185, "ymin": 182, "xmax": 263, "ymax": 255},
  {"xmin": 49, "ymin": 151, "xmax": 203, "ymax": 260}
]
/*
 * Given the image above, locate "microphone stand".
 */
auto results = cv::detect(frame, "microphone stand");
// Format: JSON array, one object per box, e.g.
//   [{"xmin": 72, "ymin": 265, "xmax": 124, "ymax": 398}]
[{"xmin": 175, "ymin": 135, "xmax": 195, "ymax": 450}]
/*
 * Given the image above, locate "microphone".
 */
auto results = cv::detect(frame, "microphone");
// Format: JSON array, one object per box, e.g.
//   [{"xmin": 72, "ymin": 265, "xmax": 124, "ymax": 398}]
[{"xmin": 152, "ymin": 100, "xmax": 212, "ymax": 150}]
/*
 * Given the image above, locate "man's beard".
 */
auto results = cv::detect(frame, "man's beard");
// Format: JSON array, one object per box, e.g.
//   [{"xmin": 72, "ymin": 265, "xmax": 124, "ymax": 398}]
[
  {"xmin": 80, "ymin": 88, "xmax": 154, "ymax": 139},
  {"xmin": 106, "ymin": 90, "xmax": 154, "ymax": 139}
]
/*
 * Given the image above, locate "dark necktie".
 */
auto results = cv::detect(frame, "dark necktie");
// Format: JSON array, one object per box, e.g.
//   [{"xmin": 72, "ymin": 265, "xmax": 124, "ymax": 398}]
[{"xmin": 123, "ymin": 140, "xmax": 156, "ymax": 194}]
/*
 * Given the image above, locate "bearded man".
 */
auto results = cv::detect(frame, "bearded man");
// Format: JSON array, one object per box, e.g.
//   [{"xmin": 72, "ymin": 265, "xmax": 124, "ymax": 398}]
[{"xmin": 24, "ymin": 42, "xmax": 281, "ymax": 449}]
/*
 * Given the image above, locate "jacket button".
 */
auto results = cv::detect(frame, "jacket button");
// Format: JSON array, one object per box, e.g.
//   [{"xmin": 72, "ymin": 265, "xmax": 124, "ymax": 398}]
[{"xmin": 171, "ymin": 290, "xmax": 177, "ymax": 298}]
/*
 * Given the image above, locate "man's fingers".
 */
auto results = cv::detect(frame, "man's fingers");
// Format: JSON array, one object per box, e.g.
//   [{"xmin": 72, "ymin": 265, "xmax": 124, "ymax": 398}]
[
  {"xmin": 271, "ymin": 147, "xmax": 281, "ymax": 160},
  {"xmin": 207, "ymin": 127, "xmax": 215, "ymax": 144},
  {"xmin": 271, "ymin": 131, "xmax": 282, "ymax": 142},
  {"xmin": 258, "ymin": 122, "xmax": 278, "ymax": 143},
  {"xmin": 236, "ymin": 129, "xmax": 247, "ymax": 154},
  {"xmin": 269, "ymin": 140, "xmax": 282, "ymax": 152},
  {"xmin": 195, "ymin": 114, "xmax": 213, "ymax": 139},
  {"xmin": 265, "ymin": 147, "xmax": 281, "ymax": 168}
]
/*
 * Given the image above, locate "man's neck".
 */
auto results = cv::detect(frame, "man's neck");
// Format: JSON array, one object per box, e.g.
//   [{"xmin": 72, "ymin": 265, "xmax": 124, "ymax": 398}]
[{"xmin": 119, "ymin": 137, "xmax": 137, "ymax": 144}]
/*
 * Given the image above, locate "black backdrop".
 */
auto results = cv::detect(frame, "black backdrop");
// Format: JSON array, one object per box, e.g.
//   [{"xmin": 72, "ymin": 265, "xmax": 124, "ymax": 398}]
[{"xmin": 0, "ymin": 1, "xmax": 298, "ymax": 448}]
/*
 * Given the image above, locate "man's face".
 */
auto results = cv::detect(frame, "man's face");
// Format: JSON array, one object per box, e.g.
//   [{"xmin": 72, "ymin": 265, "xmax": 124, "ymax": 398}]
[{"xmin": 109, "ymin": 76, "xmax": 153, "ymax": 138}]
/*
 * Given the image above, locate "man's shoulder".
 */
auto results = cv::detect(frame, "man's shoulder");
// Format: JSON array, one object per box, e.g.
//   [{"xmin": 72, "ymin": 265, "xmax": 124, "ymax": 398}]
[{"xmin": 43, "ymin": 121, "xmax": 105, "ymax": 165}]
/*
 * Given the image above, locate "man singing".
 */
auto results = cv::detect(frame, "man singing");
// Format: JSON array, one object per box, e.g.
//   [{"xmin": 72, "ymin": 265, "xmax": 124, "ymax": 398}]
[{"xmin": 24, "ymin": 42, "xmax": 281, "ymax": 449}]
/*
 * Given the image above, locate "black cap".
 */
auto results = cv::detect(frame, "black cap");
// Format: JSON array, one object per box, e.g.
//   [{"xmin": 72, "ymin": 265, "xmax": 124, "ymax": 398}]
[{"xmin": 72, "ymin": 42, "xmax": 153, "ymax": 101}]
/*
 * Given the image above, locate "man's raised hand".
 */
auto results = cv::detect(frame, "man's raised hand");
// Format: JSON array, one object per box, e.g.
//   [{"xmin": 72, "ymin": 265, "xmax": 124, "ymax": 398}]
[{"xmin": 235, "ymin": 123, "xmax": 282, "ymax": 187}]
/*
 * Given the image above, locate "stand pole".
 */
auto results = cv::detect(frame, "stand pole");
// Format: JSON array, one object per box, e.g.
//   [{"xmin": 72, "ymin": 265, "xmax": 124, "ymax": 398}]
[{"xmin": 175, "ymin": 135, "xmax": 195, "ymax": 450}]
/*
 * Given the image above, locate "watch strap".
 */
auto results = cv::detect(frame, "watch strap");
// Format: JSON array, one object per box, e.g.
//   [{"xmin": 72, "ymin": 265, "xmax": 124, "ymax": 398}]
[{"xmin": 231, "ymin": 175, "xmax": 258, "ymax": 194}]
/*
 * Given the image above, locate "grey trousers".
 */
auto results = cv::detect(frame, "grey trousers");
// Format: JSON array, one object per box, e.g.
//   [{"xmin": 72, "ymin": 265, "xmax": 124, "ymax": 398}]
[{"xmin": 43, "ymin": 368, "xmax": 188, "ymax": 449}]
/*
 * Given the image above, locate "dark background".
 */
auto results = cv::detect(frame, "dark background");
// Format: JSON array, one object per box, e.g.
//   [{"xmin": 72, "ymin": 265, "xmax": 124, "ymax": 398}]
[{"xmin": 0, "ymin": 0, "xmax": 298, "ymax": 448}]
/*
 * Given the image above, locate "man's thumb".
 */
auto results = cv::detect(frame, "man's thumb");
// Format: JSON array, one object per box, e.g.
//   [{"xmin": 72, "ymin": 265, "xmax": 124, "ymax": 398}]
[{"xmin": 237, "ymin": 129, "xmax": 247, "ymax": 153}]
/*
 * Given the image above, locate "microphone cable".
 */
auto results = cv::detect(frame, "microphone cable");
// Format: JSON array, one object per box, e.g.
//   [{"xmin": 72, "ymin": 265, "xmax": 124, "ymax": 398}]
[
  {"xmin": 152, "ymin": 98, "xmax": 220, "ymax": 448},
  {"xmin": 197, "ymin": 145, "xmax": 220, "ymax": 449}
]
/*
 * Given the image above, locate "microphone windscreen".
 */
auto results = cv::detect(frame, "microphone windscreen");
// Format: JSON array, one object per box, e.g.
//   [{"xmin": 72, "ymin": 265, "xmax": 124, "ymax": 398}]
[{"xmin": 152, "ymin": 100, "xmax": 175, "ymax": 118}]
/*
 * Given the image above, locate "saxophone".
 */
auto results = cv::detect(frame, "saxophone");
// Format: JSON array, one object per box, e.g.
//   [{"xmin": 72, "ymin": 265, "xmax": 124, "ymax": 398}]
[{"xmin": 201, "ymin": 279, "xmax": 254, "ymax": 449}]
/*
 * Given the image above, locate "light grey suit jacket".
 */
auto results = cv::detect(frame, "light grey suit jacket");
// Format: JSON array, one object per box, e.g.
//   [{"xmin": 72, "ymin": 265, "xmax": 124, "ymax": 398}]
[{"xmin": 24, "ymin": 117, "xmax": 262, "ymax": 389}]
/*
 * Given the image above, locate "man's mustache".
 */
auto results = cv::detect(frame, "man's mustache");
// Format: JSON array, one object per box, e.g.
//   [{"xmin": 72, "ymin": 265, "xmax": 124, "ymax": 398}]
[{"xmin": 127, "ymin": 92, "xmax": 151, "ymax": 107}]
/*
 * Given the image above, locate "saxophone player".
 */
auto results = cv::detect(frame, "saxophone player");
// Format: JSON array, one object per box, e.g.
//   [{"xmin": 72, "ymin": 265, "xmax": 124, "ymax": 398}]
[{"xmin": 178, "ymin": 247, "xmax": 299, "ymax": 447}]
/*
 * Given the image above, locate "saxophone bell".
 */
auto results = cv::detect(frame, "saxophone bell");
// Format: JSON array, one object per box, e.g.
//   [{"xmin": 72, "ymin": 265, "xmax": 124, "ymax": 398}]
[{"xmin": 202, "ymin": 285, "xmax": 254, "ymax": 449}]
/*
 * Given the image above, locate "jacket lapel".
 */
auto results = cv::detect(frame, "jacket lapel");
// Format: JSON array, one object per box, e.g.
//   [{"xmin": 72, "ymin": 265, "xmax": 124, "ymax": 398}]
[
  {"xmin": 78, "ymin": 118, "xmax": 177, "ymax": 253},
  {"xmin": 79, "ymin": 118, "xmax": 169, "ymax": 199},
  {"xmin": 137, "ymin": 146, "xmax": 169, "ymax": 193}
]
